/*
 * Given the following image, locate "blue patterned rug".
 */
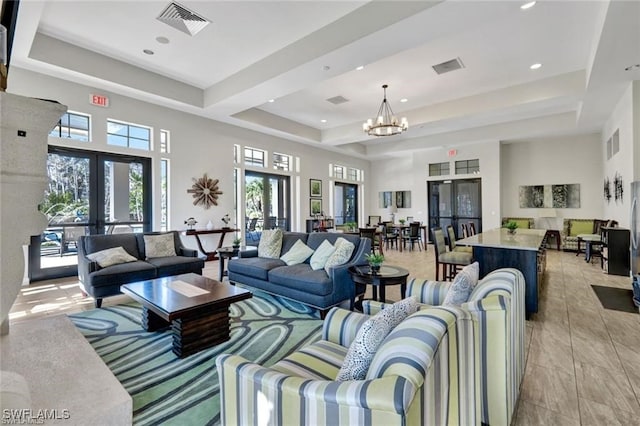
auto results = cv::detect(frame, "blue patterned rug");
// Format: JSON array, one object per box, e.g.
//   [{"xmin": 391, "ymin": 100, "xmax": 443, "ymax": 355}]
[{"xmin": 68, "ymin": 291, "xmax": 322, "ymax": 425}]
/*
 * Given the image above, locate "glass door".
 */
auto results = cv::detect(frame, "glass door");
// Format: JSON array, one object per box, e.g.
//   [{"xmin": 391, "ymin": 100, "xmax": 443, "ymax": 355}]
[
  {"xmin": 29, "ymin": 147, "xmax": 151, "ymax": 281},
  {"xmin": 334, "ymin": 182, "xmax": 358, "ymax": 226},
  {"xmin": 428, "ymin": 178, "xmax": 481, "ymax": 242},
  {"xmin": 245, "ymin": 171, "xmax": 290, "ymax": 233}
]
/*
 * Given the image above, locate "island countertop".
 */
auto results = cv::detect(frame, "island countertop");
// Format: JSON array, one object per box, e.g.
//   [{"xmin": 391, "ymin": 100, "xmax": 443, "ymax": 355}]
[{"xmin": 457, "ymin": 228, "xmax": 547, "ymax": 251}]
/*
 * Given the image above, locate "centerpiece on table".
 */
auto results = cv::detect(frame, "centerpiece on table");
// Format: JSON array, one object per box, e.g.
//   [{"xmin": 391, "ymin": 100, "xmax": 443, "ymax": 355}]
[
  {"xmin": 505, "ymin": 220, "xmax": 518, "ymax": 235},
  {"xmin": 365, "ymin": 253, "xmax": 385, "ymax": 274},
  {"xmin": 398, "ymin": 218, "xmax": 406, "ymax": 225}
]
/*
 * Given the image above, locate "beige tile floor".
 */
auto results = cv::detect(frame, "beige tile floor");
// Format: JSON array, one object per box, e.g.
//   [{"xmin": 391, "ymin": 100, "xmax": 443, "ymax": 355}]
[{"xmin": 9, "ymin": 245, "xmax": 640, "ymax": 425}]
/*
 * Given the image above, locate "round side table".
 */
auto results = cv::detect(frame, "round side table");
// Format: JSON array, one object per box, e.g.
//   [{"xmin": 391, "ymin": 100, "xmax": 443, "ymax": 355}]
[
  {"xmin": 216, "ymin": 246, "xmax": 257, "ymax": 281},
  {"xmin": 347, "ymin": 264, "xmax": 409, "ymax": 310}
]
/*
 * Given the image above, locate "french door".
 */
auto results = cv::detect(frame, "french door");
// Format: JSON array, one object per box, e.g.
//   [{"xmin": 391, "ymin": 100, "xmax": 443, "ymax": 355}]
[
  {"xmin": 29, "ymin": 147, "xmax": 151, "ymax": 281},
  {"xmin": 428, "ymin": 178, "xmax": 482, "ymax": 242},
  {"xmin": 245, "ymin": 171, "xmax": 290, "ymax": 231},
  {"xmin": 334, "ymin": 182, "xmax": 358, "ymax": 225}
]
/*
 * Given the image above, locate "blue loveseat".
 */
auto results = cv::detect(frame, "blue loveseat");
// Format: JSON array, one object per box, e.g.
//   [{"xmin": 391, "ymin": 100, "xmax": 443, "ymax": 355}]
[{"xmin": 228, "ymin": 232, "xmax": 371, "ymax": 317}]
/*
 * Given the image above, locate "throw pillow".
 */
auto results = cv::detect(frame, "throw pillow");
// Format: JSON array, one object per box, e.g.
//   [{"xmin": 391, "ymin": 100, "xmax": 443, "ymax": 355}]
[
  {"xmin": 144, "ymin": 233, "xmax": 177, "ymax": 259},
  {"xmin": 87, "ymin": 246, "xmax": 137, "ymax": 268},
  {"xmin": 443, "ymin": 262, "xmax": 480, "ymax": 306},
  {"xmin": 309, "ymin": 240, "xmax": 336, "ymax": 270},
  {"xmin": 335, "ymin": 312, "xmax": 392, "ymax": 381},
  {"xmin": 258, "ymin": 229, "xmax": 283, "ymax": 259},
  {"xmin": 324, "ymin": 238, "xmax": 356, "ymax": 274},
  {"xmin": 379, "ymin": 296, "xmax": 420, "ymax": 330},
  {"xmin": 280, "ymin": 239, "xmax": 314, "ymax": 266}
]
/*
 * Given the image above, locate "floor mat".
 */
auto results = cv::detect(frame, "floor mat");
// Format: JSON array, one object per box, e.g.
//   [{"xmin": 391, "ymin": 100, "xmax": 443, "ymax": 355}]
[{"xmin": 591, "ymin": 285, "xmax": 639, "ymax": 314}]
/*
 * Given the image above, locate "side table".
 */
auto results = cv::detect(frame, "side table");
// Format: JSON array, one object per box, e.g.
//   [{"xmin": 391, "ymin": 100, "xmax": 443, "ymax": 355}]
[
  {"xmin": 347, "ymin": 264, "xmax": 409, "ymax": 310},
  {"xmin": 216, "ymin": 246, "xmax": 257, "ymax": 281},
  {"xmin": 544, "ymin": 229, "xmax": 562, "ymax": 250}
]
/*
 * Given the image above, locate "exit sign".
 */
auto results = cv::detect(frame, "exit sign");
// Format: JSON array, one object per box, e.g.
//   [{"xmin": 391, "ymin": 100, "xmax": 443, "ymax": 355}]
[
  {"xmin": 90, "ymin": 94, "xmax": 109, "ymax": 107},
  {"xmin": 448, "ymin": 149, "xmax": 457, "ymax": 157}
]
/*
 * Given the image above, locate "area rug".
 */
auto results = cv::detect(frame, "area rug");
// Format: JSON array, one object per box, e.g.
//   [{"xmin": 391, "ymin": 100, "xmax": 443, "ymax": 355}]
[
  {"xmin": 591, "ymin": 285, "xmax": 639, "ymax": 314},
  {"xmin": 68, "ymin": 291, "xmax": 323, "ymax": 425}
]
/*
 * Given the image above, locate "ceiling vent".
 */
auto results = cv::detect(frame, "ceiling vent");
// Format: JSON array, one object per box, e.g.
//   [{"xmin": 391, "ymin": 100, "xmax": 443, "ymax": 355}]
[
  {"xmin": 432, "ymin": 57, "xmax": 465, "ymax": 75},
  {"xmin": 157, "ymin": 2, "xmax": 210, "ymax": 36},
  {"xmin": 326, "ymin": 95, "xmax": 350, "ymax": 105}
]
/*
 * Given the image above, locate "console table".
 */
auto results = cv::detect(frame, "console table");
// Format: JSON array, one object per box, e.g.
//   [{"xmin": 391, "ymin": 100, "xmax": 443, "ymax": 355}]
[{"xmin": 185, "ymin": 228, "xmax": 239, "ymax": 261}]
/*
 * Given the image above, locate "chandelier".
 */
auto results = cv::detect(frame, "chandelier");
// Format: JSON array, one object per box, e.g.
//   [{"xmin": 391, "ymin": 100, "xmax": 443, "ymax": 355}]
[{"xmin": 362, "ymin": 84, "xmax": 408, "ymax": 136}]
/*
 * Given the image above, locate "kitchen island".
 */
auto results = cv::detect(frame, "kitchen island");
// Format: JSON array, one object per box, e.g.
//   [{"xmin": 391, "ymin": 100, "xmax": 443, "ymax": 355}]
[{"xmin": 457, "ymin": 228, "xmax": 547, "ymax": 319}]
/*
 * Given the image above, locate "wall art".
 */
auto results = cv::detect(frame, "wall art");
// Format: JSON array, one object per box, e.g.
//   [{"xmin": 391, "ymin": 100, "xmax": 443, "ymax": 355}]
[
  {"xmin": 187, "ymin": 174, "xmax": 223, "ymax": 209},
  {"xmin": 519, "ymin": 184, "xmax": 580, "ymax": 208},
  {"xmin": 604, "ymin": 177, "xmax": 611, "ymax": 203},
  {"xmin": 614, "ymin": 172, "xmax": 623, "ymax": 202},
  {"xmin": 310, "ymin": 198, "xmax": 322, "ymax": 216},
  {"xmin": 310, "ymin": 179, "xmax": 322, "ymax": 197}
]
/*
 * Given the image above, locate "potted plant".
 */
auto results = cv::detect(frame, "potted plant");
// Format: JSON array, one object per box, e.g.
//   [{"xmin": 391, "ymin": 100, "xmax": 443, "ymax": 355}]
[
  {"xmin": 365, "ymin": 252, "xmax": 385, "ymax": 274},
  {"xmin": 346, "ymin": 221, "xmax": 357, "ymax": 232},
  {"xmin": 505, "ymin": 220, "xmax": 518, "ymax": 235},
  {"xmin": 232, "ymin": 236, "xmax": 242, "ymax": 249},
  {"xmin": 398, "ymin": 218, "xmax": 406, "ymax": 225}
]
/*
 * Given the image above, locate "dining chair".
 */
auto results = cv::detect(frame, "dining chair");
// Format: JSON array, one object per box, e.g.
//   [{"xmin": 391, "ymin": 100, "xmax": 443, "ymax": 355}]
[
  {"xmin": 461, "ymin": 223, "xmax": 469, "ymax": 239},
  {"xmin": 468, "ymin": 222, "xmax": 477, "ymax": 236},
  {"xmin": 446, "ymin": 225, "xmax": 472, "ymax": 253},
  {"xmin": 367, "ymin": 215, "xmax": 382, "ymax": 227},
  {"xmin": 431, "ymin": 227, "xmax": 473, "ymax": 280},
  {"xmin": 359, "ymin": 227, "xmax": 382, "ymax": 255},
  {"xmin": 402, "ymin": 222, "xmax": 422, "ymax": 251},
  {"xmin": 381, "ymin": 223, "xmax": 398, "ymax": 250}
]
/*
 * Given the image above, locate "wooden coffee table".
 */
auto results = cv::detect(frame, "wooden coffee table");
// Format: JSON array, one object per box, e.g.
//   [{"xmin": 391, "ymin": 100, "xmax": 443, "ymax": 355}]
[{"xmin": 121, "ymin": 273, "xmax": 252, "ymax": 358}]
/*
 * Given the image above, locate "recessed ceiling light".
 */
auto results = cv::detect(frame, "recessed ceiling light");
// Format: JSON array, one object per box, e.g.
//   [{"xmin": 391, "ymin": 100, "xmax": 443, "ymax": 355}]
[
  {"xmin": 320, "ymin": 119, "xmax": 327, "ymax": 123},
  {"xmin": 400, "ymin": 98, "xmax": 408, "ymax": 103},
  {"xmin": 143, "ymin": 49, "xmax": 155, "ymax": 55},
  {"xmin": 356, "ymin": 65, "xmax": 364, "ymax": 71},
  {"xmin": 268, "ymin": 99, "xmax": 275, "ymax": 103},
  {"xmin": 155, "ymin": 36, "xmax": 170, "ymax": 44},
  {"xmin": 530, "ymin": 63, "xmax": 542, "ymax": 70},
  {"xmin": 521, "ymin": 1, "xmax": 536, "ymax": 10}
]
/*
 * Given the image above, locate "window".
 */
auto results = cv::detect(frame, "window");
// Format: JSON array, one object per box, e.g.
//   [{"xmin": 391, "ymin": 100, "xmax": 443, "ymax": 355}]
[
  {"xmin": 107, "ymin": 119, "xmax": 151, "ymax": 151},
  {"xmin": 455, "ymin": 159, "xmax": 480, "ymax": 175},
  {"xmin": 160, "ymin": 159, "xmax": 169, "ymax": 232},
  {"xmin": 273, "ymin": 152, "xmax": 291, "ymax": 171},
  {"xmin": 234, "ymin": 144, "xmax": 241, "ymax": 164},
  {"xmin": 244, "ymin": 147, "xmax": 266, "ymax": 167},
  {"xmin": 333, "ymin": 165, "xmax": 344, "ymax": 179},
  {"xmin": 160, "ymin": 130, "xmax": 170, "ymax": 153},
  {"xmin": 347, "ymin": 168, "xmax": 358, "ymax": 181},
  {"xmin": 50, "ymin": 111, "xmax": 90, "ymax": 141},
  {"xmin": 429, "ymin": 162, "xmax": 450, "ymax": 176}
]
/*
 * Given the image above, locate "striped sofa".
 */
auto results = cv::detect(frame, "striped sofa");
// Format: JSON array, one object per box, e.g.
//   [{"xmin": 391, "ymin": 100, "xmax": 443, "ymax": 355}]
[
  {"xmin": 216, "ymin": 306, "xmax": 479, "ymax": 425},
  {"xmin": 395, "ymin": 268, "xmax": 526, "ymax": 426}
]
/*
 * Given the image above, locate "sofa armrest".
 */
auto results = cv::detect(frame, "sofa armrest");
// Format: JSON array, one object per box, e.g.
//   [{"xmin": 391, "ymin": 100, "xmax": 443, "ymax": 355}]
[
  {"xmin": 178, "ymin": 247, "xmax": 198, "ymax": 257},
  {"xmin": 321, "ymin": 307, "xmax": 369, "ymax": 347},
  {"xmin": 239, "ymin": 249, "xmax": 258, "ymax": 258},
  {"xmin": 216, "ymin": 354, "xmax": 415, "ymax": 422},
  {"xmin": 76, "ymin": 237, "xmax": 99, "ymax": 284}
]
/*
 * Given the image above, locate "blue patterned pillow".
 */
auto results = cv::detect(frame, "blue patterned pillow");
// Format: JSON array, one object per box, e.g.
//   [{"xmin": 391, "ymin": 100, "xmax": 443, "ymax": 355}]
[
  {"xmin": 443, "ymin": 262, "xmax": 479, "ymax": 306},
  {"xmin": 379, "ymin": 296, "xmax": 420, "ymax": 329},
  {"xmin": 335, "ymin": 313, "xmax": 392, "ymax": 381},
  {"xmin": 258, "ymin": 229, "xmax": 283, "ymax": 259}
]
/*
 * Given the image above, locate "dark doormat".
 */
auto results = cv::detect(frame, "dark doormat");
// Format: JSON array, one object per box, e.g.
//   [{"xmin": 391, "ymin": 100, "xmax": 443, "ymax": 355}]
[{"xmin": 591, "ymin": 285, "xmax": 639, "ymax": 314}]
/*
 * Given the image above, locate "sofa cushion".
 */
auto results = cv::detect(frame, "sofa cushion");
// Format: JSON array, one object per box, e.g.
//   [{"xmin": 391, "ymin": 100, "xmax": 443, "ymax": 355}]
[
  {"xmin": 569, "ymin": 220, "xmax": 594, "ymax": 236},
  {"xmin": 84, "ymin": 233, "xmax": 140, "ymax": 259},
  {"xmin": 87, "ymin": 246, "xmax": 138, "ymax": 268},
  {"xmin": 280, "ymin": 239, "xmax": 314, "ymax": 266},
  {"xmin": 324, "ymin": 237, "xmax": 356, "ymax": 274},
  {"xmin": 443, "ymin": 262, "xmax": 480, "ymax": 306},
  {"xmin": 280, "ymin": 232, "xmax": 308, "ymax": 256},
  {"xmin": 144, "ymin": 233, "xmax": 176, "ymax": 259},
  {"xmin": 258, "ymin": 229, "xmax": 283, "ymax": 259},
  {"xmin": 89, "ymin": 261, "xmax": 156, "ymax": 287},
  {"xmin": 228, "ymin": 257, "xmax": 286, "ymax": 281},
  {"xmin": 271, "ymin": 340, "xmax": 347, "ymax": 380},
  {"xmin": 309, "ymin": 240, "xmax": 336, "ymax": 270},
  {"xmin": 268, "ymin": 264, "xmax": 333, "ymax": 296},
  {"xmin": 145, "ymin": 256, "xmax": 205, "ymax": 277}
]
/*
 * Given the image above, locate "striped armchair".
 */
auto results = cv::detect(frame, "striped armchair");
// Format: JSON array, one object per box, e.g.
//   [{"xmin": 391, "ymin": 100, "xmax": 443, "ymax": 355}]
[
  {"xmin": 372, "ymin": 268, "xmax": 525, "ymax": 426},
  {"xmin": 216, "ymin": 306, "xmax": 479, "ymax": 425}
]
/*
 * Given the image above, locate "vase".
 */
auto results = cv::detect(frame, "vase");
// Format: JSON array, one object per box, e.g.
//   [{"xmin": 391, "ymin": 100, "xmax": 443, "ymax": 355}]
[
  {"xmin": 507, "ymin": 228, "xmax": 516, "ymax": 235},
  {"xmin": 206, "ymin": 220, "xmax": 214, "ymax": 230},
  {"xmin": 370, "ymin": 264, "xmax": 381, "ymax": 274}
]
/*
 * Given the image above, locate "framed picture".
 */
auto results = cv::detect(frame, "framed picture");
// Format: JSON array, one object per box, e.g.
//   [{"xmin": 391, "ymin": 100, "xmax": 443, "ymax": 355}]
[
  {"xmin": 310, "ymin": 179, "xmax": 322, "ymax": 197},
  {"xmin": 310, "ymin": 198, "xmax": 322, "ymax": 215}
]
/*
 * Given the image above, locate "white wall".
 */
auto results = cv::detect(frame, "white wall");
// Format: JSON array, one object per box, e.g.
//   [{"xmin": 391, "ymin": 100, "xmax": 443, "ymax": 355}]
[
  {"xmin": 501, "ymin": 134, "xmax": 603, "ymax": 229},
  {"xmin": 369, "ymin": 140, "xmax": 502, "ymax": 231},
  {"xmin": 7, "ymin": 67, "xmax": 370, "ymax": 250},
  {"xmin": 602, "ymin": 83, "xmax": 635, "ymax": 227}
]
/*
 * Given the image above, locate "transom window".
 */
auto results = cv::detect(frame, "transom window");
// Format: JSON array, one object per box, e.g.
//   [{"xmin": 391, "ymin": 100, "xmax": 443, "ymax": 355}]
[
  {"xmin": 333, "ymin": 165, "xmax": 344, "ymax": 179},
  {"xmin": 107, "ymin": 119, "xmax": 151, "ymax": 151},
  {"xmin": 160, "ymin": 130, "xmax": 170, "ymax": 153},
  {"xmin": 273, "ymin": 152, "xmax": 291, "ymax": 171},
  {"xmin": 429, "ymin": 162, "xmax": 450, "ymax": 176},
  {"xmin": 244, "ymin": 147, "xmax": 266, "ymax": 167},
  {"xmin": 50, "ymin": 111, "xmax": 90, "ymax": 141},
  {"xmin": 455, "ymin": 159, "xmax": 480, "ymax": 175},
  {"xmin": 347, "ymin": 168, "xmax": 359, "ymax": 181}
]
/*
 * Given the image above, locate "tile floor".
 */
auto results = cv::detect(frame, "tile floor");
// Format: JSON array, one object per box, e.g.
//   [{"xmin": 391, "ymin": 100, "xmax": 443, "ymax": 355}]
[{"xmin": 8, "ymin": 244, "xmax": 640, "ymax": 425}]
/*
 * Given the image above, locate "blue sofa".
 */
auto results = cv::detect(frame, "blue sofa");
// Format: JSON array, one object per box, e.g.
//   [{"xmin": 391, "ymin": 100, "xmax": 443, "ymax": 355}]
[{"xmin": 228, "ymin": 232, "xmax": 371, "ymax": 317}]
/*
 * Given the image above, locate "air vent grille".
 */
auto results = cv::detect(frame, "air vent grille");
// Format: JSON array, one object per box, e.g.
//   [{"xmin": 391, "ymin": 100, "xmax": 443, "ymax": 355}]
[
  {"xmin": 432, "ymin": 57, "xmax": 465, "ymax": 75},
  {"xmin": 326, "ymin": 95, "xmax": 349, "ymax": 105},
  {"xmin": 157, "ymin": 2, "xmax": 210, "ymax": 36}
]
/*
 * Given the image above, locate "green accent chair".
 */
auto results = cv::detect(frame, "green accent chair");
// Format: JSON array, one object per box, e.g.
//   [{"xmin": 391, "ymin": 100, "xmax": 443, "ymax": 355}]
[
  {"xmin": 216, "ymin": 305, "xmax": 479, "ymax": 425},
  {"xmin": 501, "ymin": 217, "xmax": 534, "ymax": 229},
  {"xmin": 561, "ymin": 218, "xmax": 598, "ymax": 251},
  {"xmin": 364, "ymin": 268, "xmax": 526, "ymax": 426}
]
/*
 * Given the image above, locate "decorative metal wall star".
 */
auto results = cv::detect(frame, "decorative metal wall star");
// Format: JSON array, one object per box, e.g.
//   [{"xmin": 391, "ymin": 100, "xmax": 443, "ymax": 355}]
[{"xmin": 187, "ymin": 174, "xmax": 222, "ymax": 209}]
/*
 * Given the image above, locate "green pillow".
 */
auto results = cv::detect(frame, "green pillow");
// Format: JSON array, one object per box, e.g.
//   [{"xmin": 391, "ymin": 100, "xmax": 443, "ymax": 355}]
[
  {"xmin": 570, "ymin": 221, "xmax": 594, "ymax": 236},
  {"xmin": 512, "ymin": 219, "xmax": 530, "ymax": 229}
]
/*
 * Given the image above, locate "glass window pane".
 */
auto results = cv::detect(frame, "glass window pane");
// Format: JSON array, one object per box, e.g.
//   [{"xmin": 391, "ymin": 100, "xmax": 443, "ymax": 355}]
[
  {"xmin": 69, "ymin": 114, "xmax": 89, "ymax": 130},
  {"xmin": 107, "ymin": 121, "xmax": 128, "ymax": 136},
  {"xmin": 129, "ymin": 138, "xmax": 150, "ymax": 150},
  {"xmin": 108, "ymin": 134, "xmax": 128, "ymax": 146},
  {"xmin": 129, "ymin": 126, "xmax": 150, "ymax": 140}
]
